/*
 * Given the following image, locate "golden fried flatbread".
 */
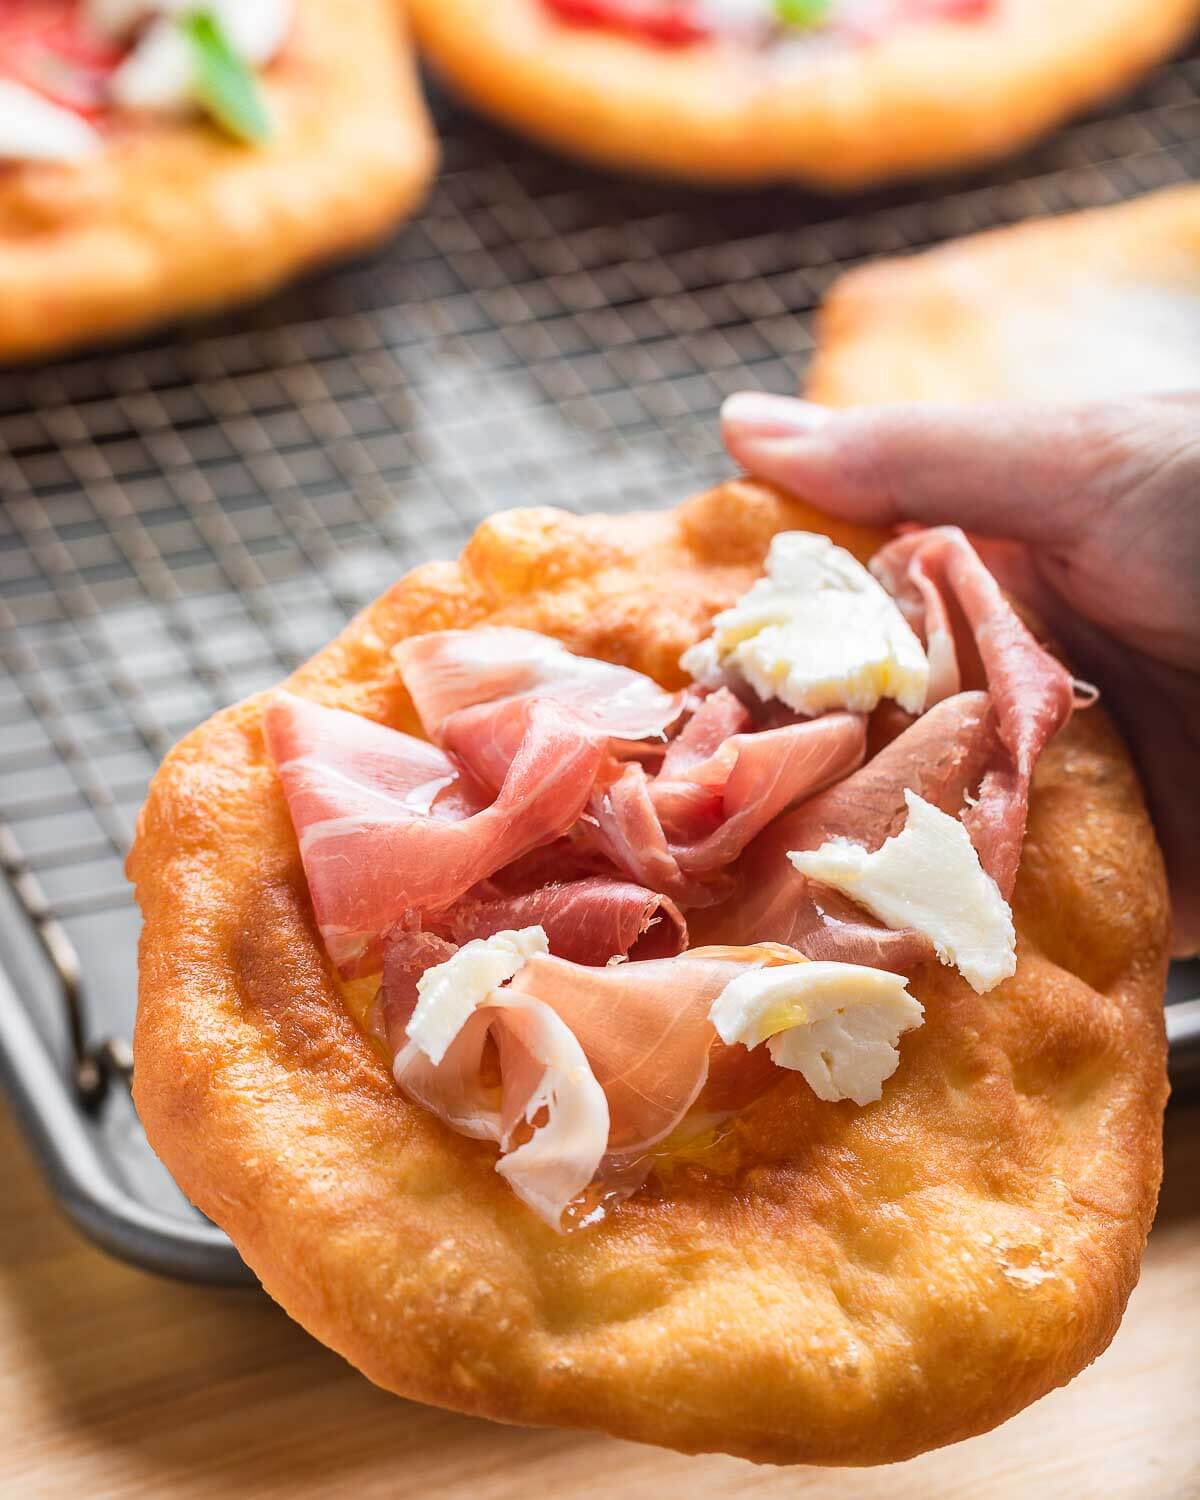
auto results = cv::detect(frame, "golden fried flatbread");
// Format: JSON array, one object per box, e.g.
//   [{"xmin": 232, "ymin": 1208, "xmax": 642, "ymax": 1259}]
[
  {"xmin": 407, "ymin": 0, "xmax": 1199, "ymax": 188},
  {"xmin": 0, "ymin": 0, "xmax": 435, "ymax": 362},
  {"xmin": 807, "ymin": 184, "xmax": 1200, "ymax": 403},
  {"xmin": 129, "ymin": 479, "xmax": 1170, "ymax": 1465}
]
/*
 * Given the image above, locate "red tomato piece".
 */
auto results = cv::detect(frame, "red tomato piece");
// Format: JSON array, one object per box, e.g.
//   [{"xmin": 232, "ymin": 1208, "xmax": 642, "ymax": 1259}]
[
  {"xmin": 543, "ymin": 0, "xmax": 710, "ymax": 48},
  {"xmin": 0, "ymin": 0, "xmax": 122, "ymax": 115}
]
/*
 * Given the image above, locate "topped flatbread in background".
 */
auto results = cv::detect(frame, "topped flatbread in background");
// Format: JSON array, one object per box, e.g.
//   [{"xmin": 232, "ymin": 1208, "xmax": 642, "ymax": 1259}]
[{"xmin": 0, "ymin": 0, "xmax": 435, "ymax": 362}]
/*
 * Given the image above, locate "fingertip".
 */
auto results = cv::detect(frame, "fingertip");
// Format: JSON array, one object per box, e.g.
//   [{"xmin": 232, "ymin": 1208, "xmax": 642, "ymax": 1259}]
[
  {"xmin": 721, "ymin": 394, "xmax": 895, "ymax": 524},
  {"xmin": 720, "ymin": 393, "xmax": 836, "ymax": 487},
  {"xmin": 720, "ymin": 391, "xmax": 834, "ymax": 438}
]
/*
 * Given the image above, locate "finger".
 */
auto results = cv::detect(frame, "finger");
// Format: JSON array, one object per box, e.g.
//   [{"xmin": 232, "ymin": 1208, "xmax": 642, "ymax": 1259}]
[{"xmin": 720, "ymin": 393, "xmax": 1144, "ymax": 546}]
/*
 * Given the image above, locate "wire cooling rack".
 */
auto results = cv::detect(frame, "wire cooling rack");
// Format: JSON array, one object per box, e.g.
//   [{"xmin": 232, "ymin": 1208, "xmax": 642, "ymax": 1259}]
[{"xmin": 2, "ymin": 65, "xmax": 1199, "ymax": 1282}]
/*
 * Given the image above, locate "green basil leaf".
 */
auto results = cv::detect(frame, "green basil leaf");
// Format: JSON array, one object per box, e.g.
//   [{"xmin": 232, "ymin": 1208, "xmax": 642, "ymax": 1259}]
[
  {"xmin": 182, "ymin": 10, "xmax": 272, "ymax": 146},
  {"xmin": 774, "ymin": 0, "xmax": 832, "ymax": 27}
]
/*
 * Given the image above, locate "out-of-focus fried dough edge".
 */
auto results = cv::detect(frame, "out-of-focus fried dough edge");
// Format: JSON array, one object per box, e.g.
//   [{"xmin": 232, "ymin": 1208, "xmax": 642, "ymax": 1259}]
[{"xmin": 0, "ymin": 0, "xmax": 435, "ymax": 361}]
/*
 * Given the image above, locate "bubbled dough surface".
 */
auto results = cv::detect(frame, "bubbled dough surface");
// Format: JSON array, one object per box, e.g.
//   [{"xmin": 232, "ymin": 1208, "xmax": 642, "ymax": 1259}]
[
  {"xmin": 807, "ymin": 184, "xmax": 1200, "ymax": 404},
  {"xmin": 406, "ymin": 0, "xmax": 1199, "ymax": 188},
  {"xmin": 0, "ymin": 0, "xmax": 435, "ymax": 361},
  {"xmin": 129, "ymin": 479, "xmax": 1170, "ymax": 1466}
]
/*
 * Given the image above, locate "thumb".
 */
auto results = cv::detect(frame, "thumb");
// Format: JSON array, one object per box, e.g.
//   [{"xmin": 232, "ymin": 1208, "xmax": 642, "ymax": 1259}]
[{"xmin": 720, "ymin": 392, "xmax": 1167, "ymax": 546}]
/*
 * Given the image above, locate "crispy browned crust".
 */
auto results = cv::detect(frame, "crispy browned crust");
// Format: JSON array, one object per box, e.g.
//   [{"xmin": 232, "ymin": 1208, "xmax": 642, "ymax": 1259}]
[
  {"xmin": 0, "ymin": 0, "xmax": 436, "ymax": 362},
  {"xmin": 806, "ymin": 184, "xmax": 1200, "ymax": 404},
  {"xmin": 407, "ymin": 0, "xmax": 1198, "ymax": 188},
  {"xmin": 129, "ymin": 480, "xmax": 1170, "ymax": 1465}
]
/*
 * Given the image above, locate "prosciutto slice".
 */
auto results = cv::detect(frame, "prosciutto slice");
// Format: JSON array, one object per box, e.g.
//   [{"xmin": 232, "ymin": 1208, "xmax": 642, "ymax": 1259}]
[
  {"xmin": 382, "ymin": 938, "xmax": 799, "ymax": 1225},
  {"xmin": 265, "ymin": 692, "xmax": 602, "ymax": 975},
  {"xmin": 660, "ymin": 687, "xmax": 753, "ymax": 774},
  {"xmin": 380, "ymin": 930, "xmax": 745, "ymax": 1227},
  {"xmin": 394, "ymin": 984, "xmax": 613, "ymax": 1228},
  {"xmin": 872, "ymin": 526, "xmax": 1075, "ymax": 894},
  {"xmin": 434, "ymin": 876, "xmax": 687, "ymax": 965},
  {"xmin": 588, "ymin": 702, "xmax": 867, "ymax": 900},
  {"xmin": 396, "ymin": 626, "xmax": 683, "ymax": 746},
  {"xmin": 507, "ymin": 949, "xmax": 766, "ymax": 1152},
  {"xmin": 397, "ymin": 632, "xmax": 865, "ymax": 907},
  {"xmin": 709, "ymin": 692, "xmax": 1002, "ymax": 967},
  {"xmin": 383, "ymin": 934, "xmax": 923, "ymax": 1227},
  {"xmin": 1, "ymin": 2, "xmax": 122, "ymax": 115}
]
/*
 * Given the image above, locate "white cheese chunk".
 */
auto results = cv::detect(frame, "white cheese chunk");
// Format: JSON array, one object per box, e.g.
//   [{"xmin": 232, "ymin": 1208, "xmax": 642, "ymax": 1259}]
[
  {"xmin": 680, "ymin": 530, "xmax": 929, "ymax": 717},
  {"xmin": 0, "ymin": 81, "xmax": 101, "ymax": 163},
  {"xmin": 88, "ymin": 0, "xmax": 291, "ymax": 59},
  {"xmin": 105, "ymin": 0, "xmax": 291, "ymax": 114},
  {"xmin": 709, "ymin": 960, "xmax": 923, "ymax": 1106},
  {"xmin": 693, "ymin": 0, "xmax": 775, "ymax": 34},
  {"xmin": 209, "ymin": 0, "xmax": 293, "ymax": 66},
  {"xmin": 109, "ymin": 17, "xmax": 192, "ymax": 112},
  {"xmin": 403, "ymin": 927, "xmax": 549, "ymax": 1066},
  {"xmin": 789, "ymin": 790, "xmax": 1017, "ymax": 994}
]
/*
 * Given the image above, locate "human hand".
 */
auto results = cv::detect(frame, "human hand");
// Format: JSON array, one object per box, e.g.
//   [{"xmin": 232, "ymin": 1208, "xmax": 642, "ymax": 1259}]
[{"xmin": 721, "ymin": 391, "xmax": 1200, "ymax": 957}]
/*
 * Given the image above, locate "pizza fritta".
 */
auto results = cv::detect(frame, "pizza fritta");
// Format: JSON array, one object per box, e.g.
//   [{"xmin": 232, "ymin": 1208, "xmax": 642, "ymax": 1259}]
[
  {"xmin": 0, "ymin": 0, "xmax": 435, "ymax": 360},
  {"xmin": 406, "ymin": 0, "xmax": 1200, "ymax": 187},
  {"xmin": 807, "ymin": 184, "xmax": 1200, "ymax": 404},
  {"xmin": 129, "ymin": 480, "xmax": 1170, "ymax": 1464}
]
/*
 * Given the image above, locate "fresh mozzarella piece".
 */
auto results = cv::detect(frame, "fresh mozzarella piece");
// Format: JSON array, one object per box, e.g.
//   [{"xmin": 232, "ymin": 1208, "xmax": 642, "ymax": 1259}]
[
  {"xmin": 108, "ymin": 16, "xmax": 191, "ymax": 111},
  {"xmin": 88, "ymin": 0, "xmax": 291, "ymax": 58},
  {"xmin": 0, "ymin": 81, "xmax": 101, "ymax": 162},
  {"xmin": 681, "ymin": 531, "xmax": 929, "ymax": 716},
  {"xmin": 492, "ymin": 993, "xmax": 612, "ymax": 1228},
  {"xmin": 789, "ymin": 789, "xmax": 1017, "ymax": 994},
  {"xmin": 404, "ymin": 926, "xmax": 549, "ymax": 1065},
  {"xmin": 218, "ymin": 0, "xmax": 293, "ymax": 66},
  {"xmin": 693, "ymin": 0, "xmax": 776, "ymax": 34},
  {"xmin": 709, "ymin": 959, "xmax": 923, "ymax": 1105},
  {"xmin": 106, "ymin": 0, "xmax": 291, "ymax": 113}
]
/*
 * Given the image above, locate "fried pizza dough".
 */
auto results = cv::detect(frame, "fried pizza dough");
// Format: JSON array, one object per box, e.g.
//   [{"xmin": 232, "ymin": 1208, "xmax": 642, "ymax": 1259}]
[
  {"xmin": 406, "ymin": 0, "xmax": 1198, "ymax": 188},
  {"xmin": 807, "ymin": 184, "xmax": 1200, "ymax": 404},
  {"xmin": 129, "ymin": 479, "xmax": 1170, "ymax": 1465},
  {"xmin": 0, "ymin": 0, "xmax": 435, "ymax": 362}
]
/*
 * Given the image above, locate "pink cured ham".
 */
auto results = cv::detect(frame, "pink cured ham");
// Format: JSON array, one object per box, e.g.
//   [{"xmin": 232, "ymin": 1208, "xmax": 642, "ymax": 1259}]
[
  {"xmin": 396, "ymin": 627, "xmax": 683, "ymax": 746},
  {"xmin": 264, "ymin": 692, "xmax": 603, "ymax": 976},
  {"xmin": 660, "ymin": 687, "xmax": 752, "ymax": 775},
  {"xmin": 872, "ymin": 526, "xmax": 1075, "ymax": 895},
  {"xmin": 383, "ymin": 943, "xmax": 794, "ymax": 1192},
  {"xmin": 268, "ymin": 521, "xmax": 1072, "ymax": 1233},
  {"xmin": 378, "ymin": 927, "xmax": 458, "ymax": 1050},
  {"xmin": 1, "ymin": 3, "xmax": 122, "ymax": 115},
  {"xmin": 435, "ymin": 876, "xmax": 687, "ymax": 965},
  {"xmin": 588, "ymin": 699, "xmax": 867, "ymax": 901},
  {"xmin": 397, "ymin": 630, "xmax": 866, "ymax": 906},
  {"xmin": 506, "ymin": 950, "xmax": 779, "ymax": 1151},
  {"xmin": 392, "ymin": 979, "xmax": 614, "ymax": 1227},
  {"xmin": 707, "ymin": 692, "xmax": 1002, "ymax": 968}
]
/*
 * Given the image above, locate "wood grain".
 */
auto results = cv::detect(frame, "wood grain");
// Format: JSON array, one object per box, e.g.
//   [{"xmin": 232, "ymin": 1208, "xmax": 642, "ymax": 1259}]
[{"xmin": 2, "ymin": 1096, "xmax": 1197, "ymax": 1499}]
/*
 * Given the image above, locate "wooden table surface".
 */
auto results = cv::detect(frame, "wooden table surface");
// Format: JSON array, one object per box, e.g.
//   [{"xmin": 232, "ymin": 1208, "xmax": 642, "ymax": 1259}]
[{"xmin": 3, "ymin": 1096, "xmax": 1197, "ymax": 1500}]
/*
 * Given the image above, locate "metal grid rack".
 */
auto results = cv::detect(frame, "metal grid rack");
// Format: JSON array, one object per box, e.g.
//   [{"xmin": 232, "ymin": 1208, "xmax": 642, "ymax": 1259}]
[{"xmin": 2, "ymin": 64, "xmax": 1199, "ymax": 1282}]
